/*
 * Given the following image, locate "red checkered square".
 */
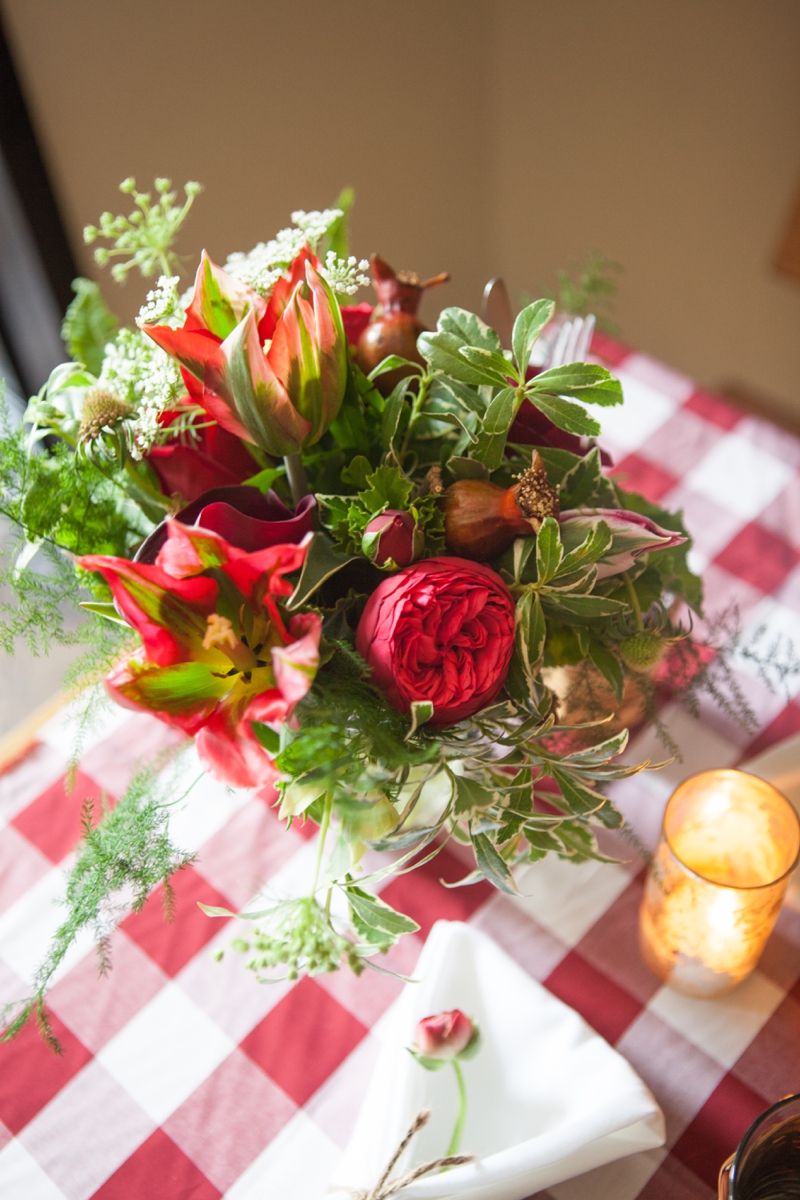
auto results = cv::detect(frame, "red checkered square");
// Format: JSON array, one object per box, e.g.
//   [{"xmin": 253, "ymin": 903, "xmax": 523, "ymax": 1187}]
[
  {"xmin": 121, "ymin": 866, "xmax": 233, "ymax": 977},
  {"xmin": 49, "ymin": 929, "xmax": 168, "ymax": 1053},
  {"xmin": 0, "ymin": 1009, "xmax": 92, "ymax": 1133},
  {"xmin": 240, "ymin": 977, "xmax": 367, "ymax": 1107},
  {"xmin": 590, "ymin": 331, "xmax": 632, "ymax": 366},
  {"xmin": 740, "ymin": 697, "xmax": 800, "ymax": 759},
  {"xmin": 544, "ymin": 950, "xmax": 643, "ymax": 1045},
  {"xmin": 713, "ymin": 522, "xmax": 798, "ymax": 593},
  {"xmin": 639, "ymin": 1154, "xmax": 715, "ymax": 1199},
  {"xmin": 617, "ymin": 1010, "xmax": 726, "ymax": 1146},
  {"xmin": 611, "ymin": 453, "xmax": 679, "ymax": 503},
  {"xmin": 684, "ymin": 389, "xmax": 742, "ymax": 431},
  {"xmin": 163, "ymin": 1048, "xmax": 296, "ymax": 1192},
  {"xmin": 731, "ymin": 992, "xmax": 800, "ymax": 1103},
  {"xmin": 380, "ymin": 844, "xmax": 493, "ymax": 940},
  {"xmin": 671, "ymin": 1073, "xmax": 769, "ymax": 1190},
  {"xmin": 11, "ymin": 770, "xmax": 108, "ymax": 864},
  {"xmin": 574, "ymin": 875, "xmax": 661, "ymax": 1006},
  {"xmin": 89, "ymin": 1128, "xmax": 222, "ymax": 1199}
]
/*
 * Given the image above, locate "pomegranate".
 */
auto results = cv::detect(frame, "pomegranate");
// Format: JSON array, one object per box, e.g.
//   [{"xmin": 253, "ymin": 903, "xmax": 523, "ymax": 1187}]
[{"xmin": 356, "ymin": 254, "xmax": 448, "ymax": 395}]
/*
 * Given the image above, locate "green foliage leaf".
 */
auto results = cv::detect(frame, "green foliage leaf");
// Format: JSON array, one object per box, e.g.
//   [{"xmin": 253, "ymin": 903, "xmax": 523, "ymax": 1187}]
[
  {"xmin": 287, "ymin": 533, "xmax": 357, "ymax": 609},
  {"xmin": 368, "ymin": 355, "xmax": 422, "ymax": 381},
  {"xmin": 452, "ymin": 772, "xmax": 496, "ymax": 815},
  {"xmin": 417, "ymin": 330, "xmax": 494, "ymax": 387},
  {"xmin": 361, "ymin": 464, "xmax": 412, "ymax": 512},
  {"xmin": 61, "ymin": 278, "xmax": 118, "ymax": 376},
  {"xmin": 345, "ymin": 883, "xmax": 420, "ymax": 938},
  {"xmin": 436, "ymin": 307, "xmax": 504, "ymax": 354},
  {"xmin": 557, "ymin": 520, "xmax": 612, "ymax": 577},
  {"xmin": 535, "ymin": 516, "xmax": 563, "ymax": 583},
  {"xmin": 470, "ymin": 832, "xmax": 518, "ymax": 894},
  {"xmin": 458, "ymin": 346, "xmax": 515, "ymax": 387},
  {"xmin": 526, "ymin": 392, "xmax": 601, "ymax": 437},
  {"xmin": 530, "ymin": 363, "xmax": 623, "ymax": 407},
  {"xmin": 614, "ymin": 487, "xmax": 703, "ymax": 614},
  {"xmin": 587, "ymin": 642, "xmax": 625, "ymax": 704},
  {"xmin": 512, "ymin": 299, "xmax": 554, "ymax": 377},
  {"xmin": 541, "ymin": 592, "xmax": 628, "ymax": 619},
  {"xmin": 558, "ymin": 447, "xmax": 619, "ymax": 508}
]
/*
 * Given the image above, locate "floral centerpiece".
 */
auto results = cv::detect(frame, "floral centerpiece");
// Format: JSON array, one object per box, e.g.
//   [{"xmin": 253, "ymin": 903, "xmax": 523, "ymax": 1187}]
[{"xmin": 0, "ymin": 180, "xmax": 704, "ymax": 1038}]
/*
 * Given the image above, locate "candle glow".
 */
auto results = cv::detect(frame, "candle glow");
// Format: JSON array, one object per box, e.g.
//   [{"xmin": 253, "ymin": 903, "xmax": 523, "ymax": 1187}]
[{"xmin": 639, "ymin": 770, "xmax": 800, "ymax": 998}]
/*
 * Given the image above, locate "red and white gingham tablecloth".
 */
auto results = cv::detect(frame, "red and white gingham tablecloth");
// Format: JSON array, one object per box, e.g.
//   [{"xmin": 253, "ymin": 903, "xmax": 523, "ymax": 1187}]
[{"xmin": 2, "ymin": 332, "xmax": 800, "ymax": 1200}]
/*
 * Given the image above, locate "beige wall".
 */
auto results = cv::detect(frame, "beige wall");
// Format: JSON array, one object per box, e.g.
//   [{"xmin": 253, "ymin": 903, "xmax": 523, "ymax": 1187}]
[{"xmin": 3, "ymin": 0, "xmax": 800, "ymax": 418}]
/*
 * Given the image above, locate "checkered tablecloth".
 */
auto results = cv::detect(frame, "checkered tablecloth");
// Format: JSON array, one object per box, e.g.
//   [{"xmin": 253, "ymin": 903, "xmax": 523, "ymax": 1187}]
[{"xmin": 2, "ymin": 333, "xmax": 800, "ymax": 1200}]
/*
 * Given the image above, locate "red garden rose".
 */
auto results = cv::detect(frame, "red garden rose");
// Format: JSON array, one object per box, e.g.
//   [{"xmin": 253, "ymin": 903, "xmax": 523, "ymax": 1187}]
[{"xmin": 355, "ymin": 557, "xmax": 516, "ymax": 725}]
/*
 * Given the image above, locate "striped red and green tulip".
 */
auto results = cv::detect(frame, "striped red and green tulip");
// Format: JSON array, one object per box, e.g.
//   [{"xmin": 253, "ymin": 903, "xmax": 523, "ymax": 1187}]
[
  {"xmin": 79, "ymin": 520, "xmax": 321, "ymax": 788},
  {"xmin": 142, "ymin": 247, "xmax": 347, "ymax": 458}
]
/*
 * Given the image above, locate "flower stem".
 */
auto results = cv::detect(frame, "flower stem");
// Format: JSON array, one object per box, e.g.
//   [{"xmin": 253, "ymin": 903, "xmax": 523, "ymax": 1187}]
[
  {"xmin": 310, "ymin": 789, "xmax": 332, "ymax": 898},
  {"xmin": 446, "ymin": 1060, "xmax": 467, "ymax": 1157},
  {"xmin": 284, "ymin": 452, "xmax": 310, "ymax": 508},
  {"xmin": 623, "ymin": 571, "xmax": 645, "ymax": 631}
]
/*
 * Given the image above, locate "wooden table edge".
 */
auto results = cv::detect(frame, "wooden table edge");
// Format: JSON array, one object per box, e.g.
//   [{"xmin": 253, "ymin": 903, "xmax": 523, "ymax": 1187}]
[{"xmin": 0, "ymin": 691, "xmax": 64, "ymax": 774}]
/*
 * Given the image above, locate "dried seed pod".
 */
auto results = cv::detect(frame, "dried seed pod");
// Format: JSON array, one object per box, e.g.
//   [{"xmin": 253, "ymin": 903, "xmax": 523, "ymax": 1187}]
[
  {"xmin": 443, "ymin": 452, "xmax": 559, "ymax": 561},
  {"xmin": 78, "ymin": 388, "xmax": 133, "ymax": 442}
]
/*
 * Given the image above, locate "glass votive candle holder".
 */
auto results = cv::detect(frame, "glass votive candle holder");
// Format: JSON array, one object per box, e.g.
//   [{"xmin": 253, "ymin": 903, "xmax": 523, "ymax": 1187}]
[{"xmin": 639, "ymin": 769, "xmax": 800, "ymax": 998}]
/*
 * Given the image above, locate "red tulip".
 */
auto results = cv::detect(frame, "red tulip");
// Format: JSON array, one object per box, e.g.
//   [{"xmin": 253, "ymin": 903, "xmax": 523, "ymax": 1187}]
[{"xmin": 143, "ymin": 248, "xmax": 347, "ymax": 458}]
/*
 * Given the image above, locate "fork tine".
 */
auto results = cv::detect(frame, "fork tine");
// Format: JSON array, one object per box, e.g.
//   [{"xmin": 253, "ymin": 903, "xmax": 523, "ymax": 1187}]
[
  {"xmin": 575, "ymin": 314, "xmax": 596, "ymax": 362},
  {"xmin": 549, "ymin": 320, "xmax": 572, "ymax": 369},
  {"xmin": 565, "ymin": 317, "xmax": 583, "ymax": 364}
]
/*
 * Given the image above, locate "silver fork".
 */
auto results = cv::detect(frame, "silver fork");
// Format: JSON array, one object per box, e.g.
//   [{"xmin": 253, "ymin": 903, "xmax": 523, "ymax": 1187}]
[{"xmin": 481, "ymin": 278, "xmax": 596, "ymax": 369}]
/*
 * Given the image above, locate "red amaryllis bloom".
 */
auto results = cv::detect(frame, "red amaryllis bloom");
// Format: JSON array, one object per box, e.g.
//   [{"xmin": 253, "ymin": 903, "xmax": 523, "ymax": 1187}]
[
  {"xmin": 340, "ymin": 302, "xmax": 373, "ymax": 347},
  {"xmin": 142, "ymin": 248, "xmax": 347, "ymax": 458},
  {"xmin": 135, "ymin": 485, "xmax": 316, "ymax": 565},
  {"xmin": 412, "ymin": 1010, "xmax": 477, "ymax": 1061},
  {"xmin": 146, "ymin": 409, "xmax": 259, "ymax": 503},
  {"xmin": 79, "ymin": 522, "xmax": 320, "ymax": 788},
  {"xmin": 355, "ymin": 557, "xmax": 516, "ymax": 725}
]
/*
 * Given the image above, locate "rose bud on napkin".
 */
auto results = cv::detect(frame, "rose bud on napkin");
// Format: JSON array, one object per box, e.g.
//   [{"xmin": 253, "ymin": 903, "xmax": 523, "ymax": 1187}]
[
  {"xmin": 361, "ymin": 509, "xmax": 422, "ymax": 568},
  {"xmin": 410, "ymin": 1010, "xmax": 481, "ymax": 1067},
  {"xmin": 408, "ymin": 1010, "xmax": 481, "ymax": 1158}
]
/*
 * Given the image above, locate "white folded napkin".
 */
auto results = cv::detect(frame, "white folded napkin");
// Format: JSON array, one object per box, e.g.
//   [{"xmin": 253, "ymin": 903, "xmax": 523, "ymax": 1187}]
[{"xmin": 330, "ymin": 920, "xmax": 664, "ymax": 1200}]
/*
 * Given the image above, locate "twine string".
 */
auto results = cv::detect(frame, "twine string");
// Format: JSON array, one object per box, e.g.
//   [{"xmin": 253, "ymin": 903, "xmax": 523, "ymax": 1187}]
[{"xmin": 334, "ymin": 1109, "xmax": 475, "ymax": 1200}]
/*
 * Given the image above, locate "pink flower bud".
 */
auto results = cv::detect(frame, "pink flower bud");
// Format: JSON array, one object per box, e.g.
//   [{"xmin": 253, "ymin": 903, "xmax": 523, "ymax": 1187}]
[
  {"xmin": 361, "ymin": 510, "xmax": 420, "ymax": 568},
  {"xmin": 413, "ymin": 1010, "xmax": 475, "ymax": 1060}
]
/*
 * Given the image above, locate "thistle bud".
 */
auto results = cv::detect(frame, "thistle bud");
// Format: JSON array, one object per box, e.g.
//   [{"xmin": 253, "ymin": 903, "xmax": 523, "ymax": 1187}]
[
  {"xmin": 78, "ymin": 388, "xmax": 133, "ymax": 442},
  {"xmin": 619, "ymin": 630, "xmax": 664, "ymax": 670},
  {"xmin": 362, "ymin": 510, "xmax": 422, "ymax": 568}
]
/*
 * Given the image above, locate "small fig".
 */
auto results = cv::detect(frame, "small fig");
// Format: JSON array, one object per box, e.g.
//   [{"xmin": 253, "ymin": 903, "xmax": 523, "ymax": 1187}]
[
  {"xmin": 443, "ymin": 452, "xmax": 560, "ymax": 561},
  {"xmin": 356, "ymin": 255, "xmax": 448, "ymax": 395}
]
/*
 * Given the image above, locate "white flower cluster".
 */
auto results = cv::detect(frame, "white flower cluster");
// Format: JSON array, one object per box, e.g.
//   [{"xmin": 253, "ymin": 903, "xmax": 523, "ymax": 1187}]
[
  {"xmin": 98, "ymin": 329, "xmax": 184, "ymax": 459},
  {"xmin": 137, "ymin": 275, "xmax": 184, "ymax": 328},
  {"xmin": 320, "ymin": 251, "xmax": 370, "ymax": 296},
  {"xmin": 225, "ymin": 207, "xmax": 367, "ymax": 298}
]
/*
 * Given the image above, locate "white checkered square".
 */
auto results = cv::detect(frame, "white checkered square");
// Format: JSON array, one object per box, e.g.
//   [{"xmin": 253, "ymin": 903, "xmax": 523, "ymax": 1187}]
[
  {"xmin": 684, "ymin": 432, "xmax": 795, "ymax": 521},
  {"xmin": 597, "ymin": 370, "xmax": 677, "ymax": 457},
  {"xmin": 225, "ymin": 1110, "xmax": 340, "ymax": 1200},
  {"xmin": 647, "ymin": 968, "xmax": 785, "ymax": 1069},
  {"xmin": 0, "ymin": 1140, "xmax": 67, "ymax": 1200},
  {"xmin": 97, "ymin": 982, "xmax": 235, "ymax": 1124},
  {"xmin": 510, "ymin": 856, "xmax": 631, "ymax": 946}
]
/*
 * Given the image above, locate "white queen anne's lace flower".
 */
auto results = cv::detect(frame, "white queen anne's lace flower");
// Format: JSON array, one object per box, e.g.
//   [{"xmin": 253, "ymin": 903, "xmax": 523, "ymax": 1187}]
[
  {"xmin": 138, "ymin": 275, "xmax": 184, "ymax": 328},
  {"xmin": 98, "ymin": 329, "xmax": 183, "ymax": 458},
  {"xmin": 225, "ymin": 208, "xmax": 367, "ymax": 298}
]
